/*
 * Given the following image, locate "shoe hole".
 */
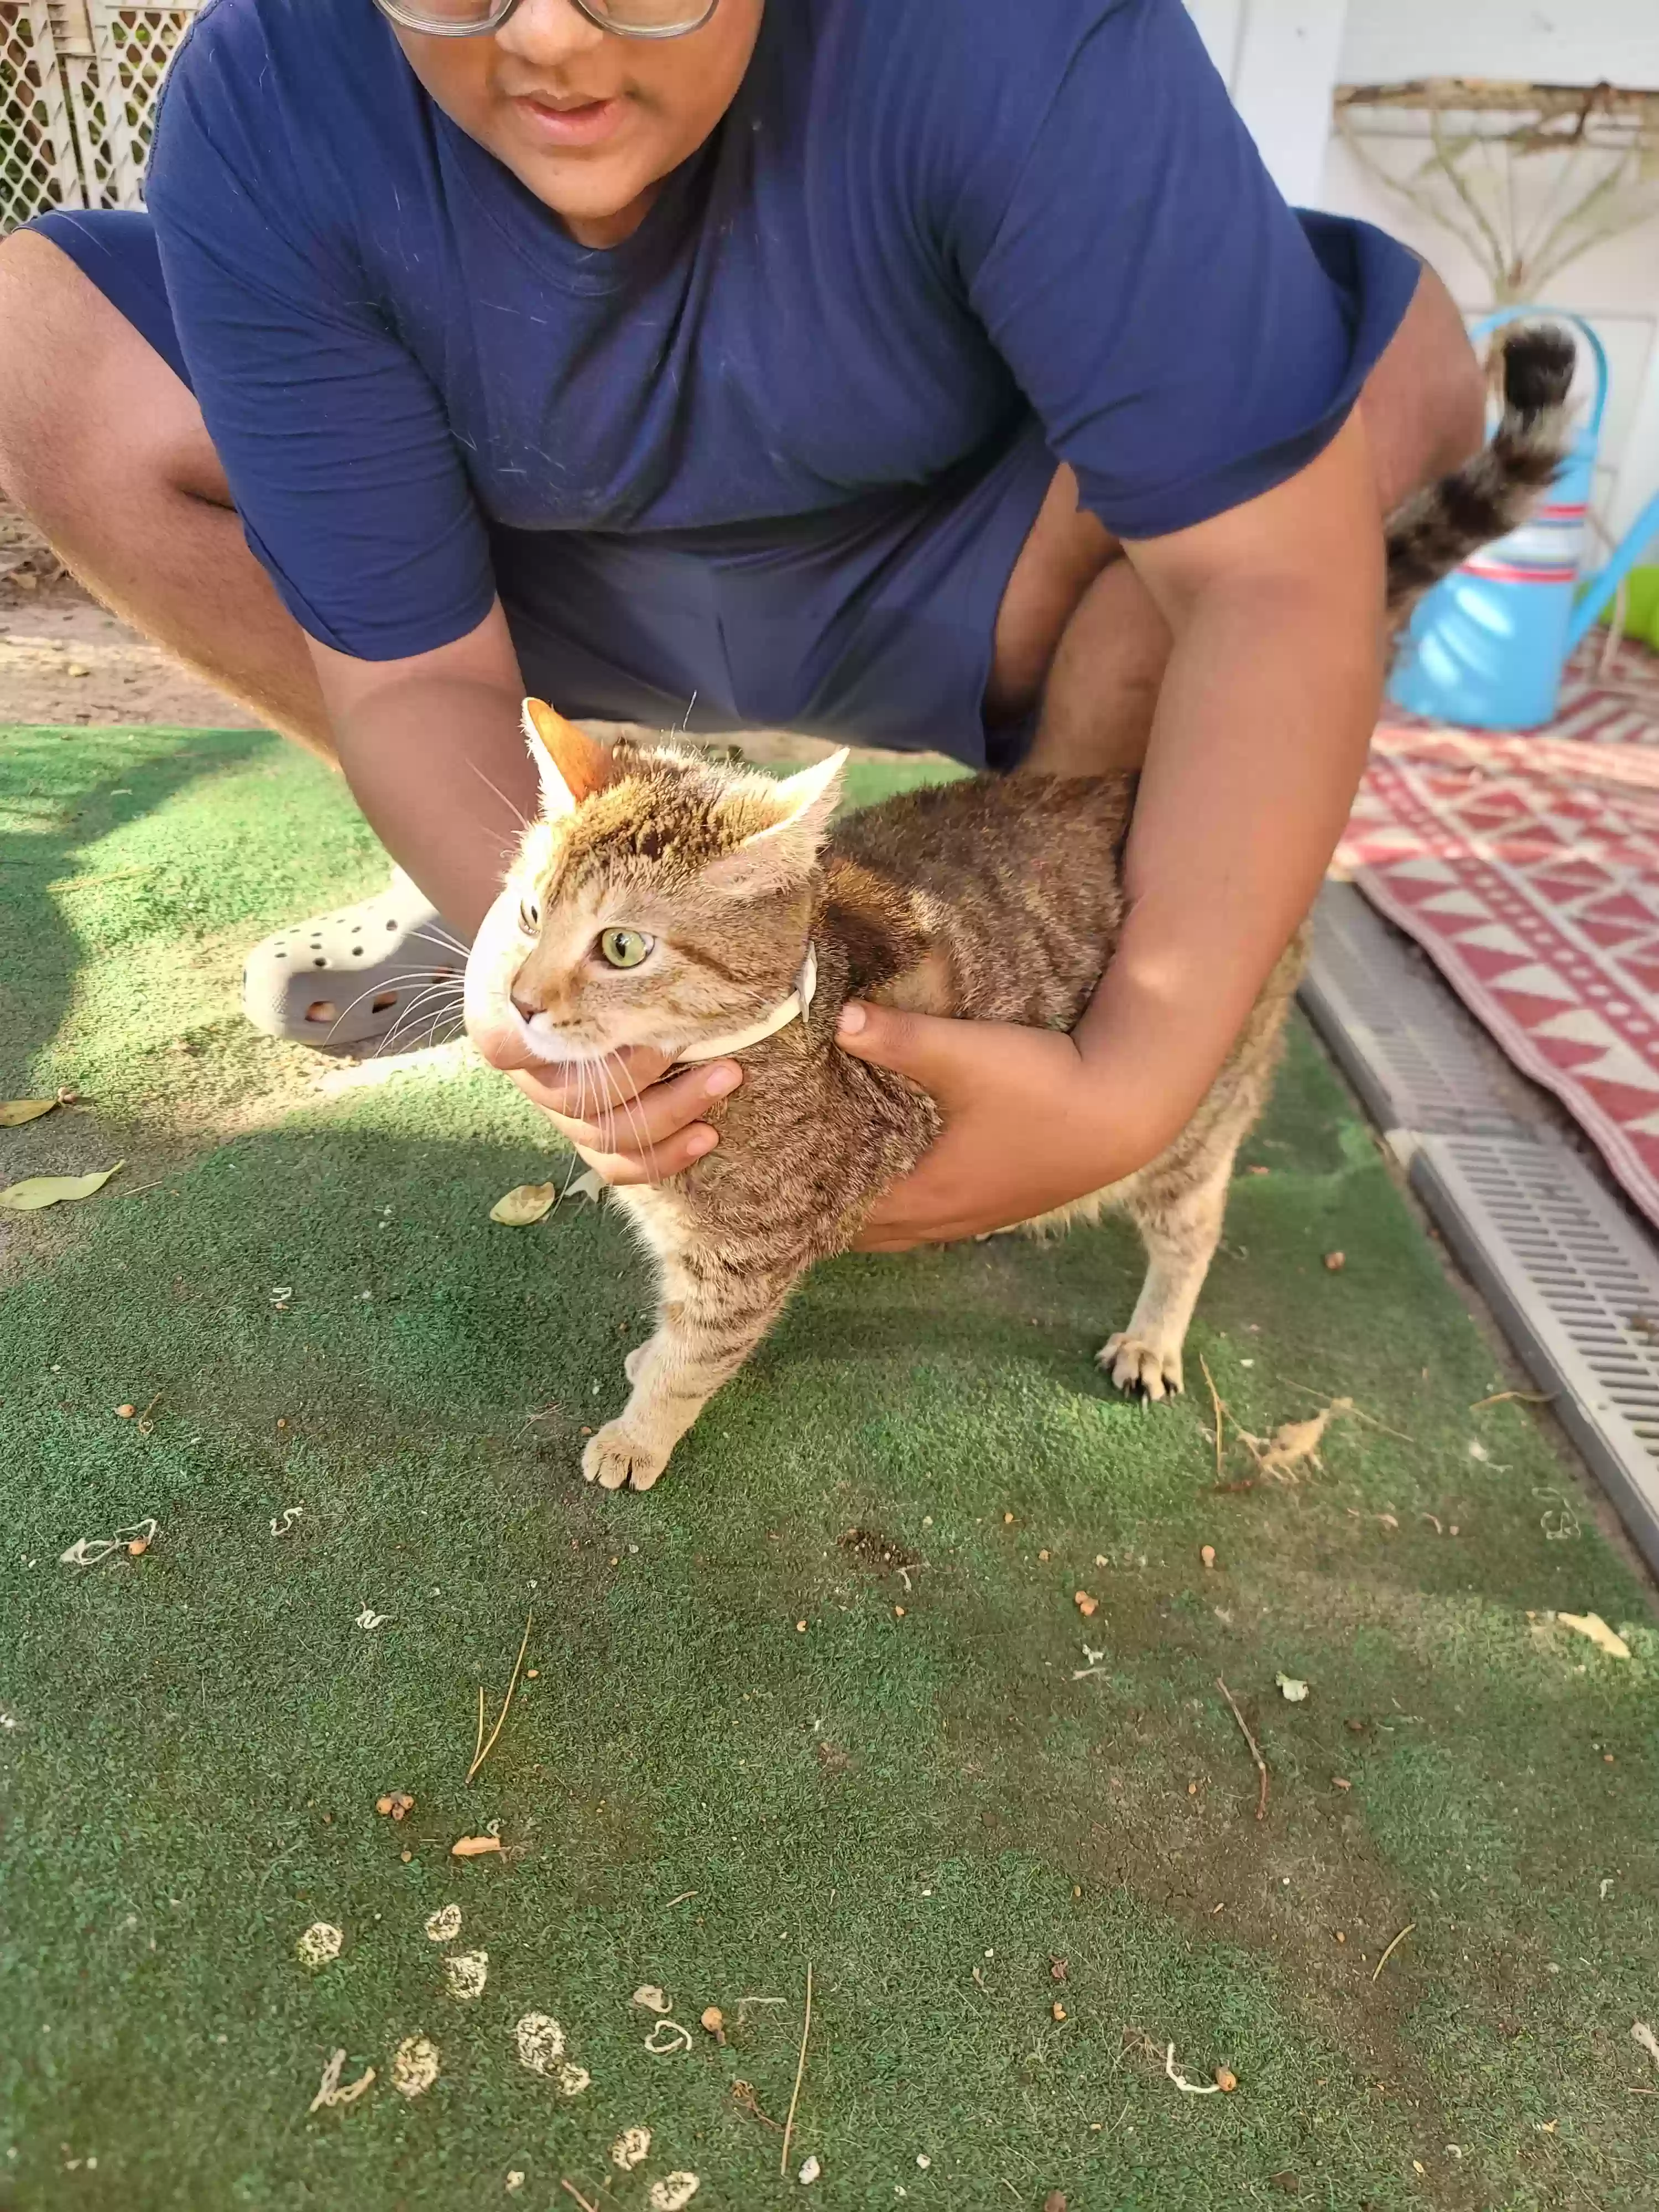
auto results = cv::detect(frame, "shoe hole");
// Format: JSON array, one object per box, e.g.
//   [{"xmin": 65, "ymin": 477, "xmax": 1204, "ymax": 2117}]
[
  {"xmin": 371, "ymin": 992, "xmax": 398, "ymax": 1013},
  {"xmin": 312, "ymin": 957, "xmax": 327, "ymax": 968},
  {"xmin": 274, "ymin": 950, "xmax": 285, "ymax": 960},
  {"xmin": 351, "ymin": 924, "xmax": 362, "ymax": 934},
  {"xmin": 386, "ymin": 919, "xmax": 398, "ymax": 931},
  {"xmin": 352, "ymin": 946, "xmax": 365, "ymax": 956},
  {"xmin": 306, "ymin": 1000, "xmax": 337, "ymax": 1024}
]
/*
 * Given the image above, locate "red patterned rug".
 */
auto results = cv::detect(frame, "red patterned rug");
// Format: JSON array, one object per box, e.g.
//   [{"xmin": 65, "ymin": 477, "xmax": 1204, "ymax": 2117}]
[{"xmin": 1340, "ymin": 639, "xmax": 1659, "ymax": 1226}]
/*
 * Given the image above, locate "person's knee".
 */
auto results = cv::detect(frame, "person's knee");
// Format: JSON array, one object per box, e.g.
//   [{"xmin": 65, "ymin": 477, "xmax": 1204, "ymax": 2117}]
[
  {"xmin": 1365, "ymin": 263, "xmax": 1487, "ymax": 510},
  {"xmin": 0, "ymin": 231, "xmax": 223, "ymax": 517}
]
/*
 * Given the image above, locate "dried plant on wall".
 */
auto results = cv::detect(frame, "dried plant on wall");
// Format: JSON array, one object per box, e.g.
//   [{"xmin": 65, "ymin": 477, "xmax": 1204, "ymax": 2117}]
[{"xmin": 1335, "ymin": 78, "xmax": 1659, "ymax": 307}]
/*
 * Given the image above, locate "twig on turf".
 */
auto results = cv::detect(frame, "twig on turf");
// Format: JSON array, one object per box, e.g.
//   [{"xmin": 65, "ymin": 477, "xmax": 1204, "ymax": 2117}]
[
  {"xmin": 1371, "ymin": 1922, "xmax": 1417, "ymax": 1983},
  {"xmin": 1282, "ymin": 1376, "xmax": 1414, "ymax": 1444},
  {"xmin": 1470, "ymin": 1389, "xmax": 1554, "ymax": 1411},
  {"xmin": 472, "ymin": 1684, "xmax": 485, "ymax": 1776},
  {"xmin": 1217, "ymin": 1677, "xmax": 1267, "ymax": 1821},
  {"xmin": 1199, "ymin": 1355, "xmax": 1225, "ymax": 1483},
  {"xmin": 466, "ymin": 1612, "xmax": 533, "ymax": 1786},
  {"xmin": 559, "ymin": 2182, "xmax": 601, "ymax": 2212},
  {"xmin": 779, "ymin": 1960, "xmax": 814, "ymax": 2180},
  {"xmin": 665, "ymin": 1890, "xmax": 698, "ymax": 1908}
]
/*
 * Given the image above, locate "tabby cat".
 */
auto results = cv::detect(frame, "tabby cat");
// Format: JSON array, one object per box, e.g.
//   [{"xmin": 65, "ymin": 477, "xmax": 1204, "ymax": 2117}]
[{"xmin": 465, "ymin": 327, "xmax": 1574, "ymax": 1492}]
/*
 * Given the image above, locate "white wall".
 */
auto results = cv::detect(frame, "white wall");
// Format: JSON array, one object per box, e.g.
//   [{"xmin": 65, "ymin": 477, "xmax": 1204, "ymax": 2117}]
[{"xmin": 1184, "ymin": 0, "xmax": 1659, "ymax": 547}]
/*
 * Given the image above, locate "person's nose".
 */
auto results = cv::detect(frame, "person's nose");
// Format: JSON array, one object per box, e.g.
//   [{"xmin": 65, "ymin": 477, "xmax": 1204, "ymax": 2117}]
[{"xmin": 494, "ymin": 0, "xmax": 608, "ymax": 68}]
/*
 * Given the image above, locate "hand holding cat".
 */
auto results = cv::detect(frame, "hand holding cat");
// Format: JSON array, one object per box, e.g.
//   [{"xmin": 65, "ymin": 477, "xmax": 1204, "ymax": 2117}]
[
  {"xmin": 472, "ymin": 1020, "xmax": 743, "ymax": 1185},
  {"xmin": 836, "ymin": 1002, "xmax": 1171, "ymax": 1250}
]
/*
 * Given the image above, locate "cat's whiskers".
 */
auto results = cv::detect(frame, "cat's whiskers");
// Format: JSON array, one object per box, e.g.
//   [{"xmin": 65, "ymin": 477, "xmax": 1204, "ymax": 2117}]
[
  {"xmin": 466, "ymin": 759, "xmax": 536, "ymax": 837},
  {"xmin": 410, "ymin": 922, "xmax": 472, "ymax": 960},
  {"xmin": 320, "ymin": 966, "xmax": 465, "ymax": 1048},
  {"xmin": 375, "ymin": 979, "xmax": 466, "ymax": 1058}
]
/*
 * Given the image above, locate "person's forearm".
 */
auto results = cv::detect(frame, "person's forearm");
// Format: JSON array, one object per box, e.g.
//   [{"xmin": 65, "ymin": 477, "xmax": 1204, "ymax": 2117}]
[
  {"xmin": 305, "ymin": 610, "xmax": 536, "ymax": 934},
  {"xmin": 1074, "ymin": 573, "xmax": 1382, "ymax": 1149},
  {"xmin": 328, "ymin": 672, "xmax": 534, "ymax": 932}
]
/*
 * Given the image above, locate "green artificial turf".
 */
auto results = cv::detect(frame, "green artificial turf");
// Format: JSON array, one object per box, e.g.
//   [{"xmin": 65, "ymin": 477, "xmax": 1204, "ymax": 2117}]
[{"xmin": 2, "ymin": 724, "xmax": 1657, "ymax": 2212}]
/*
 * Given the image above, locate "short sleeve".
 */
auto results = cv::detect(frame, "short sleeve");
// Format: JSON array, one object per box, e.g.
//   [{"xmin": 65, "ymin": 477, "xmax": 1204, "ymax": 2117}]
[
  {"xmin": 950, "ymin": 0, "xmax": 1419, "ymax": 541},
  {"xmin": 145, "ymin": 9, "xmax": 495, "ymax": 660}
]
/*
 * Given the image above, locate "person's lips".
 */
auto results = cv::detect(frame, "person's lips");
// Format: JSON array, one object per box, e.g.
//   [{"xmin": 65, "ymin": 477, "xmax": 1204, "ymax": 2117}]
[{"xmin": 510, "ymin": 91, "xmax": 628, "ymax": 148}]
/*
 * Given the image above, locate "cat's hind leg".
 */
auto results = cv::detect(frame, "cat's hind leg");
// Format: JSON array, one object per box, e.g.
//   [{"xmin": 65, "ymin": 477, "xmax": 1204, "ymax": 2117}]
[
  {"xmin": 585, "ymin": 1255, "xmax": 801, "ymax": 1493},
  {"xmin": 1098, "ymin": 1142, "xmax": 1235, "ymax": 1402}
]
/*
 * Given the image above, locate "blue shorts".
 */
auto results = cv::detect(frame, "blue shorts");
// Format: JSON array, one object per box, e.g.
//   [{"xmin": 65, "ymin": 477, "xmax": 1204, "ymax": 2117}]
[{"xmin": 30, "ymin": 209, "xmax": 1056, "ymax": 768}]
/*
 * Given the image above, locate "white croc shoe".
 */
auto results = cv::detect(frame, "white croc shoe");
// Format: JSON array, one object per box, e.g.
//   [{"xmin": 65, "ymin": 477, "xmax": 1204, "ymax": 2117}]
[{"xmin": 242, "ymin": 868, "xmax": 472, "ymax": 1055}]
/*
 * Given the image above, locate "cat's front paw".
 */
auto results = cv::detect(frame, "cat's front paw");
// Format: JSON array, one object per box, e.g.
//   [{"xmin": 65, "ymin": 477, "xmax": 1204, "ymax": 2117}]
[
  {"xmin": 582, "ymin": 1422, "xmax": 670, "ymax": 1493},
  {"xmin": 1097, "ymin": 1331, "xmax": 1184, "ymax": 1402}
]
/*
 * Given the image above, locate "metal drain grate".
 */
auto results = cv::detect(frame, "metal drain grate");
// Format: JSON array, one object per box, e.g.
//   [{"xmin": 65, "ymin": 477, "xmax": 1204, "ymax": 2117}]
[
  {"xmin": 1302, "ymin": 884, "xmax": 1532, "ymax": 1145},
  {"xmin": 1413, "ymin": 1135, "xmax": 1659, "ymax": 1567}
]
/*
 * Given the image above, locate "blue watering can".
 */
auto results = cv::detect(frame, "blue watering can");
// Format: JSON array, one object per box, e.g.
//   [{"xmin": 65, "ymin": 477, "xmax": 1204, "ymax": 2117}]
[{"xmin": 1389, "ymin": 306, "xmax": 1659, "ymax": 731}]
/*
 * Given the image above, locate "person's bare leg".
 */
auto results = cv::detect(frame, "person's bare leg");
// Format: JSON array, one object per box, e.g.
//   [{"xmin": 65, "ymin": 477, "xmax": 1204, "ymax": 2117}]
[
  {"xmin": 0, "ymin": 233, "xmax": 334, "ymax": 762},
  {"xmin": 990, "ymin": 262, "xmax": 1488, "ymax": 776}
]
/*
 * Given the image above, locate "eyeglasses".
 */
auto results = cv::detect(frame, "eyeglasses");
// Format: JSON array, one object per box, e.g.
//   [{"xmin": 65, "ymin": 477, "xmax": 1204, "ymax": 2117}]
[{"xmin": 374, "ymin": 0, "xmax": 719, "ymax": 39}]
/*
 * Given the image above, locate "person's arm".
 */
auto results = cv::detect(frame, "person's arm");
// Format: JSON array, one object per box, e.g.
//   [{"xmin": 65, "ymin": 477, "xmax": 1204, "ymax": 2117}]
[{"xmin": 837, "ymin": 408, "xmax": 1383, "ymax": 1248}]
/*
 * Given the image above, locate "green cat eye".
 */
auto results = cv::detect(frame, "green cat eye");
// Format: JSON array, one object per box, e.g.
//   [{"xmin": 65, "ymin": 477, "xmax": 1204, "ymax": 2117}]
[{"xmin": 598, "ymin": 927, "xmax": 654, "ymax": 969}]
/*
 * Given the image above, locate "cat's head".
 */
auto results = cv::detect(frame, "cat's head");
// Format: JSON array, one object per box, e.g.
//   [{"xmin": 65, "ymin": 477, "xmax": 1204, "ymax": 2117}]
[{"xmin": 465, "ymin": 701, "xmax": 846, "ymax": 1067}]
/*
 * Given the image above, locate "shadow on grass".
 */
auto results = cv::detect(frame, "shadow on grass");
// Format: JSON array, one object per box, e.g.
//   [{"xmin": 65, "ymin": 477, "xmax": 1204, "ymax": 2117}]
[{"xmin": 0, "ymin": 724, "xmax": 283, "ymax": 1091}]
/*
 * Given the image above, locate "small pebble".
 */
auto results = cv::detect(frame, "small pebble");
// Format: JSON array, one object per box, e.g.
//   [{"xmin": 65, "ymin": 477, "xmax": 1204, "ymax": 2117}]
[
  {"xmin": 1200, "ymin": 1545, "xmax": 1216, "ymax": 1569},
  {"xmin": 1323, "ymin": 1251, "xmax": 1346, "ymax": 1272},
  {"xmin": 1074, "ymin": 1591, "xmax": 1097, "ymax": 1619},
  {"xmin": 127, "ymin": 1538, "xmax": 149, "ymax": 1557},
  {"xmin": 1051, "ymin": 2002, "xmax": 1067, "ymax": 2021},
  {"xmin": 894, "ymin": 1605, "xmax": 906, "ymax": 1618},
  {"xmin": 116, "ymin": 1405, "xmax": 135, "ymax": 1419}
]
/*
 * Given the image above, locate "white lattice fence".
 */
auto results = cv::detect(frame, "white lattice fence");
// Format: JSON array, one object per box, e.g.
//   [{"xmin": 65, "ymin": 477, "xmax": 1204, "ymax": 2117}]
[
  {"xmin": 0, "ymin": 0, "xmax": 195, "ymax": 230},
  {"xmin": 1, "ymin": 1, "xmax": 85, "ymax": 230}
]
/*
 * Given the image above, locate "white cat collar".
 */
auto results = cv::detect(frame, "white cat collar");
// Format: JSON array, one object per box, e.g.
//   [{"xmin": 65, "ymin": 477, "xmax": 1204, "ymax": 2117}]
[{"xmin": 675, "ymin": 945, "xmax": 818, "ymax": 1064}]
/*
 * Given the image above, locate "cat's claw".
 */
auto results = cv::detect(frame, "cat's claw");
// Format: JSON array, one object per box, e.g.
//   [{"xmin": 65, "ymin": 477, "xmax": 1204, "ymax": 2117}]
[
  {"xmin": 1097, "ymin": 1332, "xmax": 1184, "ymax": 1402},
  {"xmin": 582, "ymin": 1422, "xmax": 669, "ymax": 1493}
]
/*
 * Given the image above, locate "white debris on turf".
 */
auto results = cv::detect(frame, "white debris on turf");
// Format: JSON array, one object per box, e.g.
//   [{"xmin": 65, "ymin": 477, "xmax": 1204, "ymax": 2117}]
[
  {"xmin": 648, "ymin": 2176, "xmax": 700, "ymax": 2211},
  {"xmin": 1275, "ymin": 1674, "xmax": 1310, "ymax": 1703},
  {"xmin": 632, "ymin": 1984, "xmax": 672, "ymax": 2012},
  {"xmin": 270, "ymin": 1506, "xmax": 303, "ymax": 1537},
  {"xmin": 307, "ymin": 2047, "xmax": 375, "ymax": 2114},
  {"xmin": 504, "ymin": 2173, "xmax": 525, "ymax": 2193},
  {"xmin": 425, "ymin": 1903, "xmax": 463, "ymax": 1943},
  {"xmin": 390, "ymin": 2036, "xmax": 441, "ymax": 2099},
  {"xmin": 444, "ymin": 1949, "xmax": 489, "ymax": 2002},
  {"xmin": 612, "ymin": 2127, "xmax": 653, "ymax": 2171},
  {"xmin": 644, "ymin": 2018, "xmax": 693, "ymax": 2055},
  {"xmin": 1634, "ymin": 2021, "xmax": 1659, "ymax": 2068},
  {"xmin": 295, "ymin": 1923, "xmax": 343, "ymax": 1970},
  {"xmin": 59, "ymin": 1518, "xmax": 159, "ymax": 1568},
  {"xmin": 1164, "ymin": 2043, "xmax": 1223, "ymax": 2095},
  {"xmin": 514, "ymin": 2012, "xmax": 564, "ymax": 2069},
  {"xmin": 799, "ymin": 2154, "xmax": 822, "ymax": 2183},
  {"xmin": 556, "ymin": 2063, "xmax": 591, "ymax": 2097},
  {"xmin": 354, "ymin": 1606, "xmax": 390, "ymax": 1630}
]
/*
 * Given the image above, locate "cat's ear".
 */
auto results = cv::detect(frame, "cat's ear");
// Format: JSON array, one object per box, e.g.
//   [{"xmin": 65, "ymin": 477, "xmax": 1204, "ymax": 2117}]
[
  {"xmin": 523, "ymin": 698, "xmax": 615, "ymax": 818},
  {"xmin": 704, "ymin": 749, "xmax": 847, "ymax": 898}
]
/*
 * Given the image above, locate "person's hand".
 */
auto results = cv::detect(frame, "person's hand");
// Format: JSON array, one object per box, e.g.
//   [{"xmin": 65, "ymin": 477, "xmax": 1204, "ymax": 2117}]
[
  {"xmin": 836, "ymin": 1001, "xmax": 1166, "ymax": 1250},
  {"xmin": 469, "ymin": 1018, "xmax": 742, "ymax": 1185}
]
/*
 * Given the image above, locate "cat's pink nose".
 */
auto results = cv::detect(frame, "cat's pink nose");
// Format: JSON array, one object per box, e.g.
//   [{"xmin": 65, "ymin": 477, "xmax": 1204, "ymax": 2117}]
[{"xmin": 510, "ymin": 987, "xmax": 542, "ymax": 1021}]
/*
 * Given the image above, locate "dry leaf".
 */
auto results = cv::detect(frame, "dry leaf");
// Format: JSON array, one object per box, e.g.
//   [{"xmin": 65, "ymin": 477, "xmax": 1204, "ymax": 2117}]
[
  {"xmin": 390, "ymin": 2035, "xmax": 440, "ymax": 2099},
  {"xmin": 799, "ymin": 2155, "xmax": 822, "ymax": 2184},
  {"xmin": 0, "ymin": 1162, "xmax": 124, "ymax": 1211},
  {"xmin": 451, "ymin": 1833, "xmax": 503, "ymax": 1858},
  {"xmin": 1254, "ymin": 1397, "xmax": 1352, "ymax": 1480},
  {"xmin": 1276, "ymin": 1673, "xmax": 1310, "ymax": 1703},
  {"xmin": 514, "ymin": 2013, "xmax": 566, "ymax": 2074},
  {"xmin": 648, "ymin": 2177, "xmax": 700, "ymax": 2211},
  {"xmin": 425, "ymin": 1903, "xmax": 462, "ymax": 1943},
  {"xmin": 568, "ymin": 1167, "xmax": 607, "ymax": 1204},
  {"xmin": 443, "ymin": 1949, "xmax": 489, "ymax": 2002},
  {"xmin": 1557, "ymin": 1611, "xmax": 1631, "ymax": 1660},
  {"xmin": 632, "ymin": 1984, "xmax": 672, "ymax": 2012},
  {"xmin": 556, "ymin": 2062, "xmax": 591, "ymax": 2096},
  {"xmin": 1633, "ymin": 2021, "xmax": 1659, "ymax": 2069},
  {"xmin": 489, "ymin": 1182, "xmax": 559, "ymax": 1227},
  {"xmin": 700, "ymin": 2005, "xmax": 724, "ymax": 2036},
  {"xmin": 296, "ymin": 1923, "xmax": 343, "ymax": 1970},
  {"xmin": 0, "ymin": 1099, "xmax": 57, "ymax": 1126},
  {"xmin": 612, "ymin": 2126, "xmax": 652, "ymax": 2171},
  {"xmin": 1214, "ymin": 2066, "xmax": 1239, "ymax": 2092}
]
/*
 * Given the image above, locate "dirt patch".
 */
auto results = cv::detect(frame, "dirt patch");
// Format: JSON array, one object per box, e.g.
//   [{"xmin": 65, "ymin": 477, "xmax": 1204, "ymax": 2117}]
[{"xmin": 837, "ymin": 1526, "xmax": 922, "ymax": 1574}]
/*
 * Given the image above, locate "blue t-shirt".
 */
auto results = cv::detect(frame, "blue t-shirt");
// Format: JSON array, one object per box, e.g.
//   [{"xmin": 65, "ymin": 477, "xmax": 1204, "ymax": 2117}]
[{"xmin": 145, "ymin": 0, "xmax": 1418, "ymax": 665}]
